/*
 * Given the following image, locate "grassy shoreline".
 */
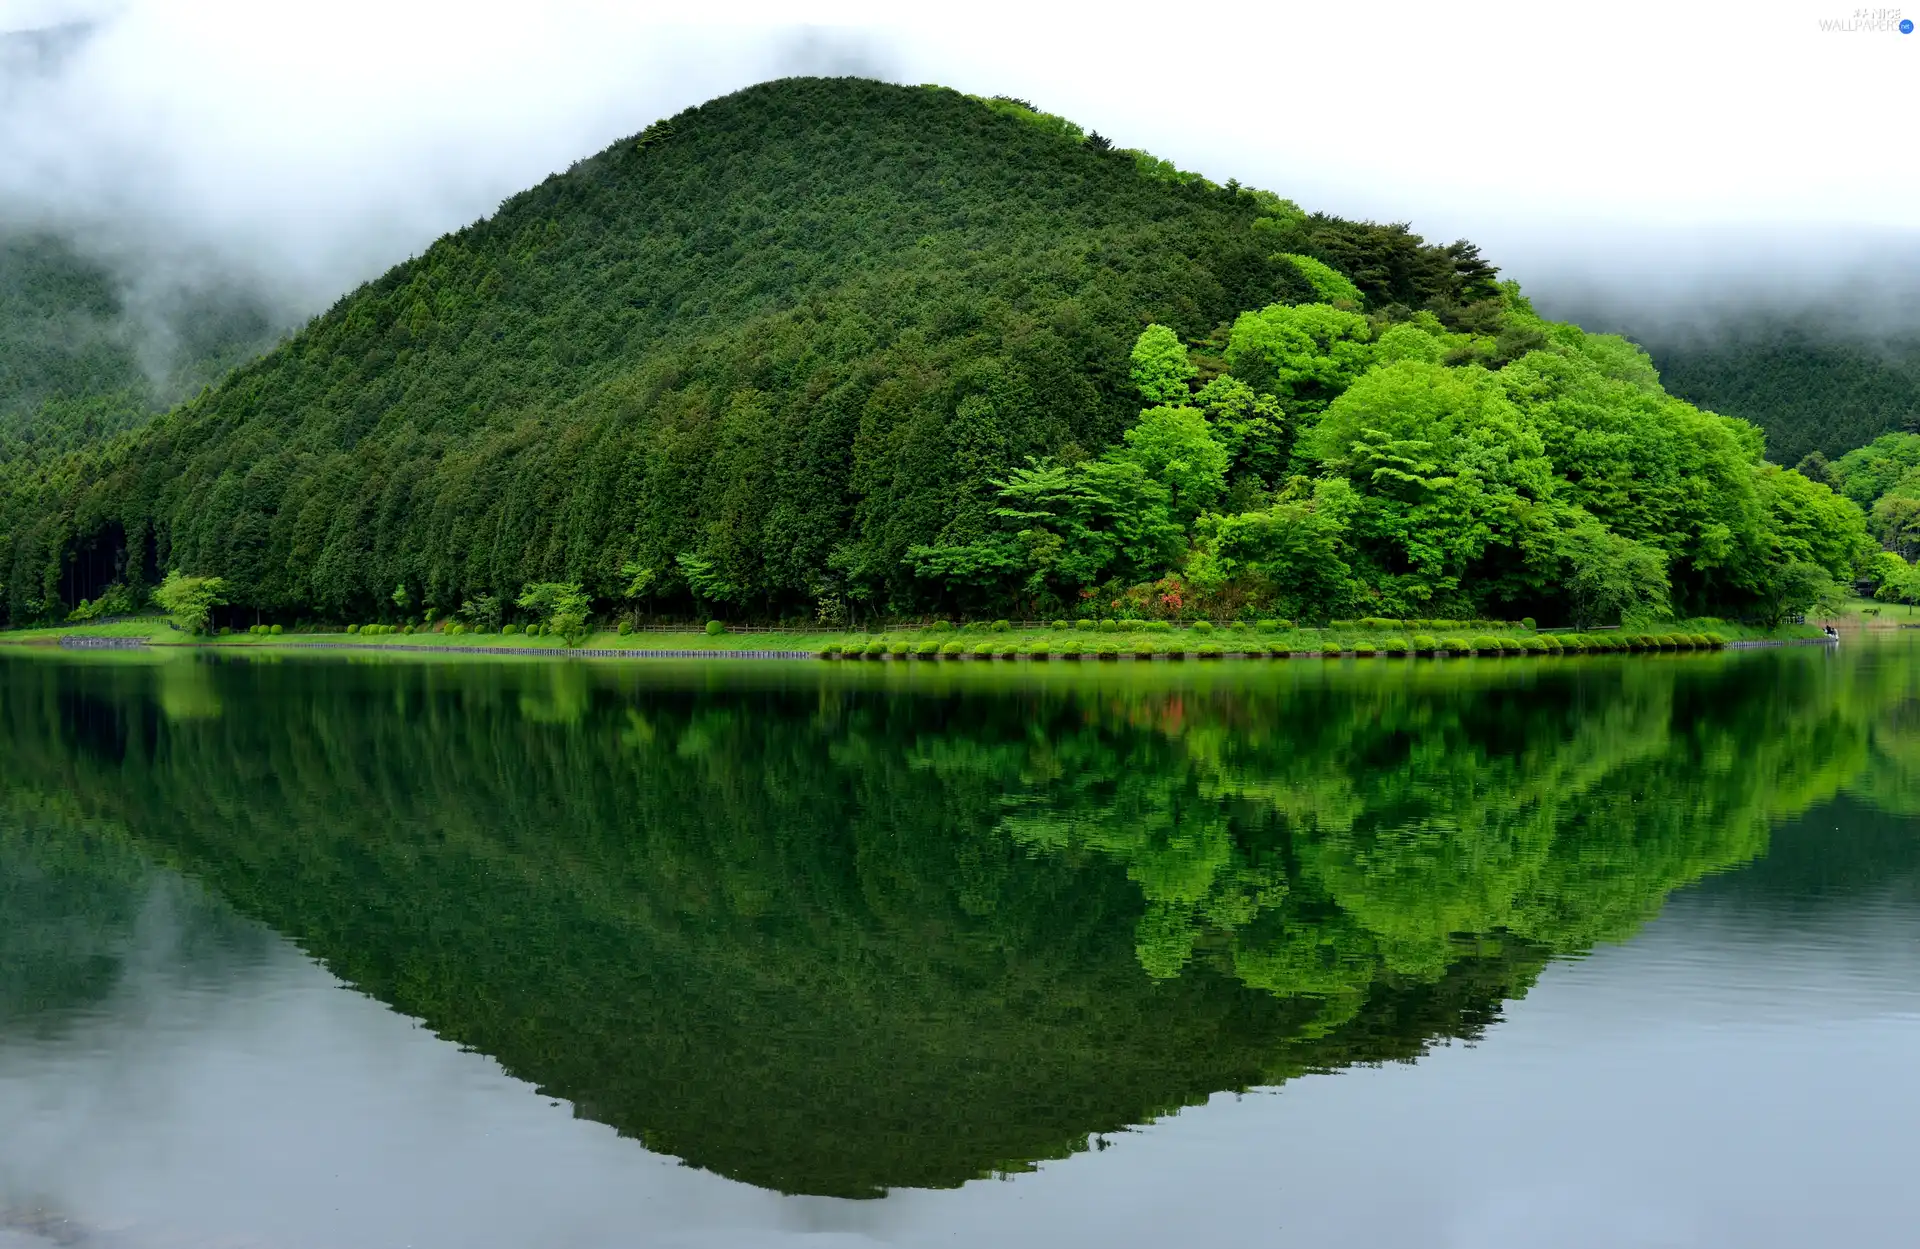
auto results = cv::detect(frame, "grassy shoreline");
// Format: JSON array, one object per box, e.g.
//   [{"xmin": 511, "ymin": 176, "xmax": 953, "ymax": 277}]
[{"xmin": 0, "ymin": 614, "xmax": 1829, "ymax": 660}]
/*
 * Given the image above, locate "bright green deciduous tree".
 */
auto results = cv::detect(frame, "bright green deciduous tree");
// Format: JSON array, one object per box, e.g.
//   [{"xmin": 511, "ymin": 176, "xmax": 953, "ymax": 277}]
[
  {"xmin": 1757, "ymin": 560, "xmax": 1846, "ymax": 627},
  {"xmin": 1129, "ymin": 324, "xmax": 1196, "ymax": 405},
  {"xmin": 1559, "ymin": 520, "xmax": 1672, "ymax": 629},
  {"xmin": 1277, "ymin": 254, "xmax": 1363, "ymax": 306},
  {"xmin": 1193, "ymin": 377, "xmax": 1289, "ymax": 484},
  {"xmin": 1373, "ymin": 323, "xmax": 1448, "ymax": 366},
  {"xmin": 1113, "ymin": 405, "xmax": 1229, "ymax": 522},
  {"xmin": 152, "ymin": 571, "xmax": 227, "ymax": 635},
  {"xmin": 517, "ymin": 582, "xmax": 592, "ymax": 646},
  {"xmin": 1223, "ymin": 303, "xmax": 1374, "ymax": 411},
  {"xmin": 1302, "ymin": 360, "xmax": 1557, "ymax": 609},
  {"xmin": 1189, "ymin": 483, "xmax": 1359, "ymax": 622},
  {"xmin": 1874, "ymin": 492, "xmax": 1920, "ymax": 560}
]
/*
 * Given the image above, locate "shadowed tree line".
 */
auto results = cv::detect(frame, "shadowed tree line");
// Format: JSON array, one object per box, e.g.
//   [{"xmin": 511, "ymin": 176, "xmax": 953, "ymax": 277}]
[{"xmin": 0, "ymin": 79, "xmax": 1873, "ymax": 632}]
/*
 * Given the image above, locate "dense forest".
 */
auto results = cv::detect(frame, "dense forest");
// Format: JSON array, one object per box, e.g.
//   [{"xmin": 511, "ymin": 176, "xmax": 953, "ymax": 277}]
[
  {"xmin": 1616, "ymin": 313, "xmax": 1920, "ymax": 467},
  {"xmin": 1803, "ymin": 430, "xmax": 1920, "ymax": 601},
  {"xmin": 5, "ymin": 646, "xmax": 1905, "ymax": 1192},
  {"xmin": 0, "ymin": 78, "xmax": 1887, "ymax": 628},
  {"xmin": 0, "ymin": 229, "xmax": 280, "ymax": 466}
]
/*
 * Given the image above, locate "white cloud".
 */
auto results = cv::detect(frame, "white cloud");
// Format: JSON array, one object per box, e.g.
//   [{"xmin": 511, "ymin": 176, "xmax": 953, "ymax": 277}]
[{"xmin": 1, "ymin": 0, "xmax": 1915, "ymax": 322}]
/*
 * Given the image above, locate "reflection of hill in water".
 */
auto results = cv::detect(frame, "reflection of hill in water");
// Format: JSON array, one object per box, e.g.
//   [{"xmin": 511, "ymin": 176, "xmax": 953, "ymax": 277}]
[
  {"xmin": 3, "ymin": 650, "xmax": 1917, "ymax": 1196},
  {"xmin": 0, "ymin": 808, "xmax": 272, "ymax": 1039}
]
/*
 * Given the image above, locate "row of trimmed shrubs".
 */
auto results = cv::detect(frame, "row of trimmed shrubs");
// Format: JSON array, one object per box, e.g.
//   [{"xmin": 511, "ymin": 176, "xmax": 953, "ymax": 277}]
[
  {"xmin": 338, "ymin": 620, "xmax": 724, "ymax": 639},
  {"xmin": 893, "ymin": 618, "xmax": 1540, "ymax": 634},
  {"xmin": 820, "ymin": 632, "xmax": 1728, "ymax": 659},
  {"xmin": 345, "ymin": 622, "xmax": 560, "ymax": 637}
]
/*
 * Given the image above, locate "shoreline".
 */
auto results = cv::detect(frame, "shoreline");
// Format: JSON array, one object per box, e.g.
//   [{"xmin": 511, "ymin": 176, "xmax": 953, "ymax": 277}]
[{"xmin": 2, "ymin": 633, "xmax": 1841, "ymax": 662}]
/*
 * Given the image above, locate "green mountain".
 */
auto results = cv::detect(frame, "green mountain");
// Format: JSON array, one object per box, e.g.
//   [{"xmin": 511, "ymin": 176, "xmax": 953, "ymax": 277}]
[
  {"xmin": 0, "ymin": 229, "xmax": 280, "ymax": 464},
  {"xmin": 1622, "ymin": 315, "xmax": 1920, "ymax": 467},
  {"xmin": 0, "ymin": 77, "xmax": 1875, "ymax": 628}
]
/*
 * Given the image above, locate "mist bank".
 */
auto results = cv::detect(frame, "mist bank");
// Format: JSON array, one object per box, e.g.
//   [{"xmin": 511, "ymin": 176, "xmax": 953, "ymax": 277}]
[{"xmin": 1504, "ymin": 227, "xmax": 1920, "ymax": 466}]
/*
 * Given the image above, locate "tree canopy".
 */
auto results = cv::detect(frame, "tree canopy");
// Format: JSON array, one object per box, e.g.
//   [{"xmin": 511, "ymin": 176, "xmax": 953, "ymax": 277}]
[{"xmin": 0, "ymin": 78, "xmax": 1878, "ymax": 628}]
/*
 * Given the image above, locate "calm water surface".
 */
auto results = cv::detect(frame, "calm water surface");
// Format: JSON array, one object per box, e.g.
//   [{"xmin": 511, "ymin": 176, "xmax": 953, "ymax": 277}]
[{"xmin": 2, "ymin": 643, "xmax": 1918, "ymax": 1248}]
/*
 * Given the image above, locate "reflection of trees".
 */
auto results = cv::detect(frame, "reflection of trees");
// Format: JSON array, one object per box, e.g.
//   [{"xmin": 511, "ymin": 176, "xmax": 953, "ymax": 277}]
[
  {"xmin": 0, "ymin": 802, "xmax": 271, "ymax": 1033},
  {"xmin": 0, "ymin": 648, "xmax": 1912, "ymax": 1196},
  {"xmin": 993, "ymin": 660, "xmax": 1875, "ymax": 1003}
]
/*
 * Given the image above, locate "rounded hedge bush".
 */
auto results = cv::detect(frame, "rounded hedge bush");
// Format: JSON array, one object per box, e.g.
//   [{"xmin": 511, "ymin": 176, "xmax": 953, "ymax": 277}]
[
  {"xmin": 1189, "ymin": 620, "xmax": 1214, "ymax": 635},
  {"xmin": 992, "ymin": 619, "xmax": 1012, "ymax": 632},
  {"xmin": 1441, "ymin": 636, "xmax": 1471, "ymax": 653},
  {"xmin": 1051, "ymin": 619, "xmax": 1070, "ymax": 630},
  {"xmin": 1470, "ymin": 634, "xmax": 1501, "ymax": 653},
  {"xmin": 972, "ymin": 642, "xmax": 994, "ymax": 656},
  {"xmin": 941, "ymin": 641, "xmax": 965, "ymax": 656},
  {"xmin": 617, "ymin": 620, "xmax": 633, "ymax": 636},
  {"xmin": 1320, "ymin": 643, "xmax": 1342, "ymax": 657},
  {"xmin": 1384, "ymin": 638, "xmax": 1409, "ymax": 656},
  {"xmin": 1411, "ymin": 633, "xmax": 1438, "ymax": 653},
  {"xmin": 1198, "ymin": 643, "xmax": 1223, "ymax": 658},
  {"xmin": 890, "ymin": 641, "xmax": 909, "ymax": 656},
  {"xmin": 1030, "ymin": 640, "xmax": 1051, "ymax": 657},
  {"xmin": 1353, "ymin": 640, "xmax": 1377, "ymax": 657},
  {"xmin": 1074, "ymin": 619, "xmax": 1094, "ymax": 631},
  {"xmin": 705, "ymin": 620, "xmax": 726, "ymax": 636},
  {"xmin": 916, "ymin": 639, "xmax": 940, "ymax": 656},
  {"xmin": 1061, "ymin": 639, "xmax": 1083, "ymax": 655},
  {"xmin": 1097, "ymin": 618, "xmax": 1119, "ymax": 633}
]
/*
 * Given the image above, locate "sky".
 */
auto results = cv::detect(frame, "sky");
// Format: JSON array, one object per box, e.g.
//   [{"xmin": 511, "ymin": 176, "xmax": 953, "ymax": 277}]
[{"xmin": 1, "ymin": 0, "xmax": 1916, "ymax": 331}]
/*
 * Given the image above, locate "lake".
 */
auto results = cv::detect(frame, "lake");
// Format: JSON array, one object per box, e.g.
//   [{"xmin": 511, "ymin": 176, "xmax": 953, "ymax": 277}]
[{"xmin": 2, "ymin": 643, "xmax": 1918, "ymax": 1248}]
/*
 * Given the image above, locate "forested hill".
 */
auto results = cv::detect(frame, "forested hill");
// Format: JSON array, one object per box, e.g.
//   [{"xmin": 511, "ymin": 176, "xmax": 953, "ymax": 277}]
[
  {"xmin": 1612, "ymin": 315, "xmax": 1920, "ymax": 467},
  {"xmin": 0, "ymin": 77, "xmax": 1879, "ymax": 627},
  {"xmin": 0, "ymin": 229, "xmax": 281, "ymax": 463}
]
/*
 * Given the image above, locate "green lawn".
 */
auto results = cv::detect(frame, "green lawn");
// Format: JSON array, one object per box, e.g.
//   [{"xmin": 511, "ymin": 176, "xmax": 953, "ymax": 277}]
[{"xmin": 0, "ymin": 614, "xmax": 1822, "ymax": 658}]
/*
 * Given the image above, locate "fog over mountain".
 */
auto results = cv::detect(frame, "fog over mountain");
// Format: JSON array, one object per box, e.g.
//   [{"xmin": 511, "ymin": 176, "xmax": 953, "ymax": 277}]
[{"xmin": 3, "ymin": 1, "xmax": 1918, "ymax": 449}]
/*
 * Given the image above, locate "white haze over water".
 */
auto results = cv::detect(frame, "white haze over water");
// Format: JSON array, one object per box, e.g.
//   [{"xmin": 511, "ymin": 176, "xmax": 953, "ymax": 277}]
[{"xmin": 1, "ymin": 0, "xmax": 1917, "ymax": 335}]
